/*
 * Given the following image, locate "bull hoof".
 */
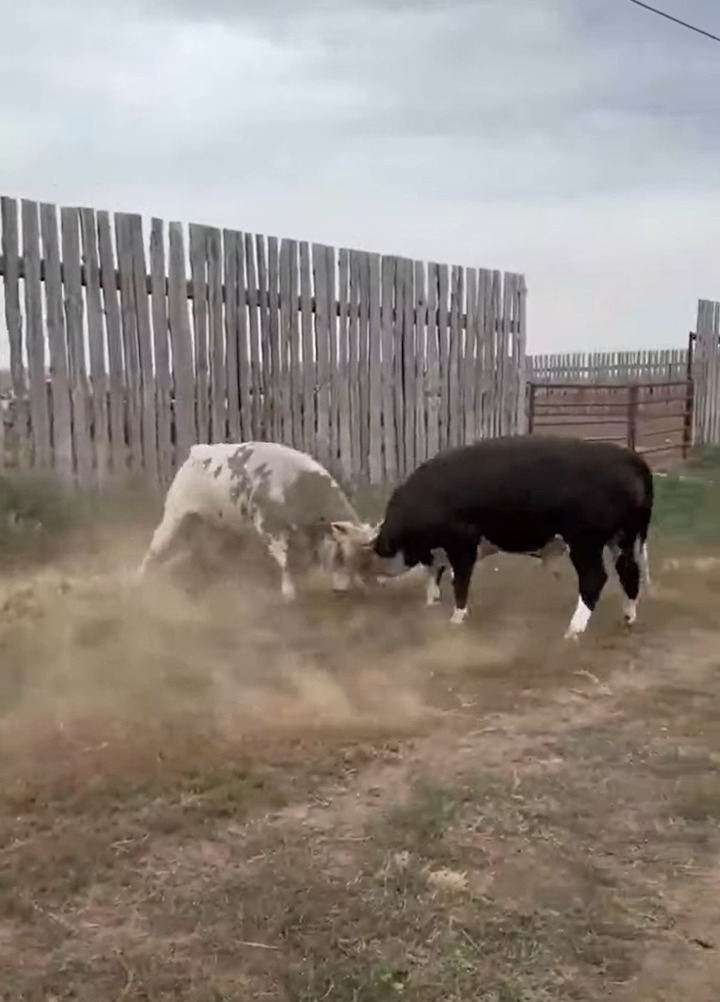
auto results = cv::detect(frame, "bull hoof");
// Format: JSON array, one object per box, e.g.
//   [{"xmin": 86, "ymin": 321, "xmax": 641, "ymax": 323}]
[{"xmin": 622, "ymin": 600, "xmax": 637, "ymax": 627}]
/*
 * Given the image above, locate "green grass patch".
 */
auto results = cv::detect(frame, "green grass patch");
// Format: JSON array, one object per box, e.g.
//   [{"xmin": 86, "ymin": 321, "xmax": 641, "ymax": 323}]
[
  {"xmin": 0, "ymin": 471, "xmax": 159, "ymax": 565},
  {"xmin": 652, "ymin": 448, "xmax": 720, "ymax": 544}
]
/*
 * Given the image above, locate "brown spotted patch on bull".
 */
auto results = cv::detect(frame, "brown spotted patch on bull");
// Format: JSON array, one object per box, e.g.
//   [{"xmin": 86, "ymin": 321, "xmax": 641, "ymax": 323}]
[{"xmin": 137, "ymin": 441, "xmax": 376, "ymax": 599}]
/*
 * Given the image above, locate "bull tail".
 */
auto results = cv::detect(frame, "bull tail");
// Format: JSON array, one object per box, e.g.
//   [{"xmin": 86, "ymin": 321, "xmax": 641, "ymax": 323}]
[
  {"xmin": 629, "ymin": 453, "xmax": 653, "ymax": 590},
  {"xmin": 635, "ymin": 496, "xmax": 653, "ymax": 591},
  {"xmin": 634, "ymin": 535, "xmax": 651, "ymax": 589}
]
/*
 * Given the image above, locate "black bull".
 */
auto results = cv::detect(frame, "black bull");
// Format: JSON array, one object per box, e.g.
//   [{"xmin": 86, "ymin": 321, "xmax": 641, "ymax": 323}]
[{"xmin": 372, "ymin": 436, "xmax": 653, "ymax": 639}]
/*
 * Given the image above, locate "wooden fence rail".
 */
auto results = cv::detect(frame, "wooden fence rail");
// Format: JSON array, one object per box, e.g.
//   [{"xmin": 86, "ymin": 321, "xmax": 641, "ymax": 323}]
[
  {"xmin": 528, "ymin": 349, "xmax": 688, "ymax": 384},
  {"xmin": 0, "ymin": 195, "xmax": 527, "ymax": 488}
]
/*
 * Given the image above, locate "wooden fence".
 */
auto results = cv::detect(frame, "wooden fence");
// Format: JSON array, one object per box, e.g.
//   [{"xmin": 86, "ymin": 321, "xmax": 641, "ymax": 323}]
[
  {"xmin": 692, "ymin": 298, "xmax": 720, "ymax": 446},
  {"xmin": 529, "ymin": 349, "xmax": 688, "ymax": 384},
  {"xmin": 0, "ymin": 194, "xmax": 527, "ymax": 489}
]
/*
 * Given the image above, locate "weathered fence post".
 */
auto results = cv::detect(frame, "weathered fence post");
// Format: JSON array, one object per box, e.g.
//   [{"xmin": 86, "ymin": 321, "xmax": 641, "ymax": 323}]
[
  {"xmin": 526, "ymin": 381, "xmax": 536, "ymax": 435},
  {"xmin": 693, "ymin": 300, "xmax": 720, "ymax": 448},
  {"xmin": 682, "ymin": 334, "xmax": 695, "ymax": 458},
  {"xmin": 626, "ymin": 384, "xmax": 639, "ymax": 451}
]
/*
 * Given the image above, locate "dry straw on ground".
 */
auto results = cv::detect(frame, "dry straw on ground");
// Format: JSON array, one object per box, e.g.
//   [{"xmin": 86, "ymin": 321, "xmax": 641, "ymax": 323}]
[{"xmin": 1, "ymin": 503, "xmax": 720, "ymax": 1000}]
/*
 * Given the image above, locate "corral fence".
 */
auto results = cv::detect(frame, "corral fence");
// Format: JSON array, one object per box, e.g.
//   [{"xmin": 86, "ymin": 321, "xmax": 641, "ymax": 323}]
[
  {"xmin": 0, "ymin": 194, "xmax": 527, "ymax": 490},
  {"xmin": 528, "ymin": 348, "xmax": 688, "ymax": 384},
  {"xmin": 527, "ymin": 342, "xmax": 696, "ymax": 466},
  {"xmin": 526, "ymin": 299, "xmax": 720, "ymax": 461},
  {"xmin": 527, "ymin": 379, "xmax": 694, "ymax": 464}
]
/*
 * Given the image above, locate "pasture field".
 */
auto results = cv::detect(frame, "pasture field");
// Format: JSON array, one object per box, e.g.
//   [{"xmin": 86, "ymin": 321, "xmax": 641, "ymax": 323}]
[{"xmin": 1, "ymin": 456, "xmax": 720, "ymax": 1000}]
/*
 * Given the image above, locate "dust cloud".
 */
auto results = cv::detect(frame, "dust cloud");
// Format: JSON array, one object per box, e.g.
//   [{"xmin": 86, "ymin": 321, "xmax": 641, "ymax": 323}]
[{"xmin": 0, "ymin": 523, "xmax": 528, "ymax": 772}]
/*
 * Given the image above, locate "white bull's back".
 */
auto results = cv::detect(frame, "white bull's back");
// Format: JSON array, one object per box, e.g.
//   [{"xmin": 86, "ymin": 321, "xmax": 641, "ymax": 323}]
[{"xmin": 169, "ymin": 442, "xmax": 356, "ymax": 532}]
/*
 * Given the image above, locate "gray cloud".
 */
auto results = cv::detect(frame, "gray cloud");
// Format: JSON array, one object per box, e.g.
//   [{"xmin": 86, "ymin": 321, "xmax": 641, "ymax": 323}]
[
  {"xmin": 0, "ymin": 0, "xmax": 719, "ymax": 352},
  {"xmin": 5, "ymin": 0, "xmax": 719, "ymax": 190}
]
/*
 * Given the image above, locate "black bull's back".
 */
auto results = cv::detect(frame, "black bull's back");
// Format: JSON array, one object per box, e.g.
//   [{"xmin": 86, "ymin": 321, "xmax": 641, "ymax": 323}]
[{"xmin": 376, "ymin": 436, "xmax": 653, "ymax": 559}]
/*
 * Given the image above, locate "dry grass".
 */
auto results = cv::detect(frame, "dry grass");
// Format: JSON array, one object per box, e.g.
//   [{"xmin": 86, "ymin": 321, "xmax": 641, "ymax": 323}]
[{"xmin": 2, "ymin": 486, "xmax": 720, "ymax": 999}]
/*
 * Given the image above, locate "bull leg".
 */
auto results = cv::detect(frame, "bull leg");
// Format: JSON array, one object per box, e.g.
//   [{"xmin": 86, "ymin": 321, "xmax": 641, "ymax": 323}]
[
  {"xmin": 445, "ymin": 545, "xmax": 478, "ymax": 625},
  {"xmin": 565, "ymin": 543, "xmax": 608, "ymax": 640},
  {"xmin": 425, "ymin": 561, "xmax": 447, "ymax": 606},
  {"xmin": 536, "ymin": 536, "xmax": 566, "ymax": 578},
  {"xmin": 540, "ymin": 551, "xmax": 563, "ymax": 579},
  {"xmin": 332, "ymin": 568, "xmax": 352, "ymax": 592},
  {"xmin": 423, "ymin": 548, "xmax": 453, "ymax": 606},
  {"xmin": 264, "ymin": 532, "xmax": 296, "ymax": 601},
  {"xmin": 614, "ymin": 541, "xmax": 642, "ymax": 626},
  {"xmin": 137, "ymin": 510, "xmax": 188, "ymax": 577}
]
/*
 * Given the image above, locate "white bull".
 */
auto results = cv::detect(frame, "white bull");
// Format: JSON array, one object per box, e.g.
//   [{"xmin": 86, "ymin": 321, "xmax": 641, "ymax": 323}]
[{"xmin": 137, "ymin": 442, "xmax": 376, "ymax": 599}]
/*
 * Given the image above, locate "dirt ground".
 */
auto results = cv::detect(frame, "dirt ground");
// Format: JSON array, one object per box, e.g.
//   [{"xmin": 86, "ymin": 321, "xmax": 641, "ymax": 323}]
[{"xmin": 1, "ymin": 521, "xmax": 720, "ymax": 1001}]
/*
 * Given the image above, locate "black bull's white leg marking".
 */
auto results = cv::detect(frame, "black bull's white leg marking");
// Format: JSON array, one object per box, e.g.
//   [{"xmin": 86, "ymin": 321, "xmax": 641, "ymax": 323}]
[{"xmin": 563, "ymin": 534, "xmax": 647, "ymax": 640}]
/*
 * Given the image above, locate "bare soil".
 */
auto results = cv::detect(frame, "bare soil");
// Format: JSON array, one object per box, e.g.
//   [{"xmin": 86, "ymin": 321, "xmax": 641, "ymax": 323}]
[{"xmin": 1, "ymin": 526, "xmax": 720, "ymax": 1000}]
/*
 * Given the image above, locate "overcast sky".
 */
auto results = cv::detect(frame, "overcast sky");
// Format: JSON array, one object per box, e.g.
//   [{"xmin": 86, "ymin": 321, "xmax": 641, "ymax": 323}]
[{"xmin": 1, "ymin": 0, "xmax": 719, "ymax": 352}]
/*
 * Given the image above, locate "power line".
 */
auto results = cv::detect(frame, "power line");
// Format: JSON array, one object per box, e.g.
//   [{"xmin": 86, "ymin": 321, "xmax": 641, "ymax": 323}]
[{"xmin": 626, "ymin": 0, "xmax": 720, "ymax": 44}]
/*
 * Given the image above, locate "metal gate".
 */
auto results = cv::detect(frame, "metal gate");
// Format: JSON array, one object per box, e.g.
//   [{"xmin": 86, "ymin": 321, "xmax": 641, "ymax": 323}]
[{"xmin": 527, "ymin": 377, "xmax": 693, "ymax": 465}]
